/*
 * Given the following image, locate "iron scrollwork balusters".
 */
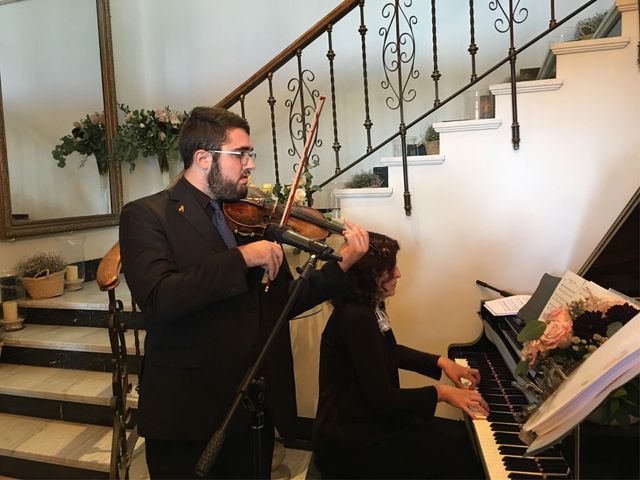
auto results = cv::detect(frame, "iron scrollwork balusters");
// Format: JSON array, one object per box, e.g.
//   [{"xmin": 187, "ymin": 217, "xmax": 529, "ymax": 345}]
[
  {"xmin": 239, "ymin": 94, "xmax": 246, "ymax": 119},
  {"xmin": 490, "ymin": 0, "xmax": 529, "ymax": 150},
  {"xmin": 358, "ymin": 0, "xmax": 373, "ymax": 153},
  {"xmin": 267, "ymin": 73, "xmax": 280, "ymax": 187},
  {"xmin": 326, "ymin": 24, "xmax": 342, "ymax": 175},
  {"xmin": 430, "ymin": 0, "xmax": 441, "ymax": 107},
  {"xmin": 468, "ymin": 0, "xmax": 479, "ymax": 82},
  {"xmin": 380, "ymin": 0, "xmax": 419, "ymax": 216},
  {"xmin": 285, "ymin": 49, "xmax": 322, "ymax": 204},
  {"xmin": 549, "ymin": 0, "xmax": 557, "ymax": 28}
]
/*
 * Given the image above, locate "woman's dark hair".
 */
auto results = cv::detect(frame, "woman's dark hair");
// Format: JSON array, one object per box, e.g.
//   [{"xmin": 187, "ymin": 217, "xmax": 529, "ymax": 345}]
[
  {"xmin": 334, "ymin": 231, "xmax": 399, "ymax": 309},
  {"xmin": 178, "ymin": 107, "xmax": 250, "ymax": 169}
]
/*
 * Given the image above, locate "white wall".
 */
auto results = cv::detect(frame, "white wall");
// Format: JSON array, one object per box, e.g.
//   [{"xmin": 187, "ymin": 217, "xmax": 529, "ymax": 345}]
[{"xmin": 332, "ymin": 2, "xmax": 639, "ymax": 419}]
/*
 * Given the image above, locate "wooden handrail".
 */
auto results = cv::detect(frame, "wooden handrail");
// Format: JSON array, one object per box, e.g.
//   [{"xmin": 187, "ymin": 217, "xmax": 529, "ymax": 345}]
[
  {"xmin": 97, "ymin": 242, "xmax": 121, "ymax": 292},
  {"xmin": 216, "ymin": 0, "xmax": 360, "ymax": 108}
]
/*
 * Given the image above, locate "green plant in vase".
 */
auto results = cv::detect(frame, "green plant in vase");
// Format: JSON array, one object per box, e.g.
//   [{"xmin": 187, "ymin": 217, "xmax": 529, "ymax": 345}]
[
  {"xmin": 52, "ymin": 112, "xmax": 110, "ymax": 175},
  {"xmin": 113, "ymin": 104, "xmax": 187, "ymax": 172}
]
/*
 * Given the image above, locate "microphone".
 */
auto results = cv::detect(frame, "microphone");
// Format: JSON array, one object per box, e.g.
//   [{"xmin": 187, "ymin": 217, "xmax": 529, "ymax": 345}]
[{"xmin": 264, "ymin": 224, "xmax": 342, "ymax": 262}]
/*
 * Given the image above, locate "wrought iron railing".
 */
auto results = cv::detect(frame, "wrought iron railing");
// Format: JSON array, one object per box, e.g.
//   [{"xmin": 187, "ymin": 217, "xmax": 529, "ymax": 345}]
[{"xmin": 215, "ymin": 0, "xmax": 620, "ymax": 216}]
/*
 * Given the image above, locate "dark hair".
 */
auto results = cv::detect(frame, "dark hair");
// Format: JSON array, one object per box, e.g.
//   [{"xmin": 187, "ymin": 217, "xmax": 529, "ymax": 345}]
[
  {"xmin": 334, "ymin": 231, "xmax": 399, "ymax": 309},
  {"xmin": 178, "ymin": 106, "xmax": 250, "ymax": 169}
]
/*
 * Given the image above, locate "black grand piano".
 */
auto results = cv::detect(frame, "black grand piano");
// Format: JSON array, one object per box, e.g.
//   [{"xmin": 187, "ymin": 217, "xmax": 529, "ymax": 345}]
[{"xmin": 450, "ymin": 188, "xmax": 639, "ymax": 479}]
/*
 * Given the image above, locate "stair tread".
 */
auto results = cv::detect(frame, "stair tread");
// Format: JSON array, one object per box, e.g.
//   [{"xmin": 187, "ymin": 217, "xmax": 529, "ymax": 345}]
[
  {"xmin": 0, "ymin": 412, "xmax": 139, "ymax": 472},
  {"xmin": 0, "ymin": 364, "xmax": 138, "ymax": 407},
  {"xmin": 1, "ymin": 324, "xmax": 144, "ymax": 354},
  {"xmin": 18, "ymin": 277, "xmax": 134, "ymax": 312}
]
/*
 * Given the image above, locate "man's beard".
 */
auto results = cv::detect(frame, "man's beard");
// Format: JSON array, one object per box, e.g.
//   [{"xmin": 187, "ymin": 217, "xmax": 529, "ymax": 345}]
[{"xmin": 207, "ymin": 160, "xmax": 248, "ymax": 201}]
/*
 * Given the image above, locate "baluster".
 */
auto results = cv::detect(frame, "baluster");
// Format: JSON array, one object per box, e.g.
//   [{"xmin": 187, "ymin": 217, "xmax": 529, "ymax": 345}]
[
  {"xmin": 296, "ymin": 50, "xmax": 308, "ymax": 146},
  {"xmin": 326, "ymin": 24, "xmax": 342, "ymax": 175},
  {"xmin": 468, "ymin": 0, "xmax": 479, "ymax": 82},
  {"xmin": 430, "ymin": 0, "xmax": 441, "ymax": 107},
  {"xmin": 239, "ymin": 94, "xmax": 246, "ymax": 119},
  {"xmin": 490, "ymin": 0, "xmax": 527, "ymax": 150},
  {"xmin": 507, "ymin": 0, "xmax": 521, "ymax": 150},
  {"xmin": 393, "ymin": 0, "xmax": 411, "ymax": 216},
  {"xmin": 549, "ymin": 0, "xmax": 557, "ymax": 28},
  {"xmin": 267, "ymin": 73, "xmax": 280, "ymax": 186},
  {"xmin": 358, "ymin": 0, "xmax": 373, "ymax": 153}
]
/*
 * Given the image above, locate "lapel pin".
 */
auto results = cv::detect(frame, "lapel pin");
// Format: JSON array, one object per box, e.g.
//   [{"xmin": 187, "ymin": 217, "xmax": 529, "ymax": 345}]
[{"xmin": 178, "ymin": 205, "xmax": 185, "ymax": 214}]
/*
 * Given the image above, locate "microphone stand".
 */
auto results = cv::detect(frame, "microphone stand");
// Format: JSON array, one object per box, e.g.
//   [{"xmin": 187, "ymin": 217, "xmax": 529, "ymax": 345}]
[{"xmin": 196, "ymin": 253, "xmax": 322, "ymax": 478}]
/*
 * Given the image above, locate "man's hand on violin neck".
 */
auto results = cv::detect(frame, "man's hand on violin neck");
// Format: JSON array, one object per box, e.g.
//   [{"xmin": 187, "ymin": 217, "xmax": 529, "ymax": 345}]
[
  {"xmin": 238, "ymin": 240, "xmax": 283, "ymax": 281},
  {"xmin": 337, "ymin": 221, "xmax": 370, "ymax": 272}
]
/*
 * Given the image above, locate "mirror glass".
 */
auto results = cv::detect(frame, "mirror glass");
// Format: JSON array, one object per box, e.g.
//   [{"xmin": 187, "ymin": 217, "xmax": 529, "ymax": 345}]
[{"xmin": 0, "ymin": 0, "xmax": 121, "ymax": 239}]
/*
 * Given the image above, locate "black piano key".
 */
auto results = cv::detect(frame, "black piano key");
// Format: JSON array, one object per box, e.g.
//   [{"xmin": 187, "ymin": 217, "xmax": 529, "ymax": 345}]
[
  {"xmin": 504, "ymin": 457, "xmax": 569, "ymax": 474},
  {"xmin": 508, "ymin": 473, "xmax": 569, "ymax": 479},
  {"xmin": 499, "ymin": 445, "xmax": 528, "ymax": 456},
  {"xmin": 491, "ymin": 422, "xmax": 521, "ymax": 433},
  {"xmin": 494, "ymin": 432, "xmax": 526, "ymax": 445},
  {"xmin": 488, "ymin": 412, "xmax": 517, "ymax": 423}
]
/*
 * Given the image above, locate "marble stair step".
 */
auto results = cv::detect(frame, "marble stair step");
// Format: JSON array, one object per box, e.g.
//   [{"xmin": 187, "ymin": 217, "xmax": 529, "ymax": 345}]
[
  {"xmin": 0, "ymin": 412, "xmax": 142, "ymax": 474},
  {"xmin": 1, "ymin": 324, "xmax": 144, "ymax": 355},
  {"xmin": 0, "ymin": 363, "xmax": 138, "ymax": 408}
]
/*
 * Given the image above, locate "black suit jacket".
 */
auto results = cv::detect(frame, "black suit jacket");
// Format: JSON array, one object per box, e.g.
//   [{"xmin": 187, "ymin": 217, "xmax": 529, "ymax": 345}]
[
  {"xmin": 119, "ymin": 179, "xmax": 349, "ymax": 441},
  {"xmin": 315, "ymin": 301, "xmax": 441, "ymax": 444}
]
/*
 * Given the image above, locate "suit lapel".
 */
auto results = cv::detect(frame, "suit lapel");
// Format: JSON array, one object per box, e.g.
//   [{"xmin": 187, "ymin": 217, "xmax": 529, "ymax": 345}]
[{"xmin": 168, "ymin": 181, "xmax": 229, "ymax": 251}]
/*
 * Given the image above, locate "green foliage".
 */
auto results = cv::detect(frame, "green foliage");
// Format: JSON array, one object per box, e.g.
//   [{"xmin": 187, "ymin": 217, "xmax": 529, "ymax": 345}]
[
  {"xmin": 15, "ymin": 252, "xmax": 66, "ymax": 278},
  {"xmin": 113, "ymin": 104, "xmax": 188, "ymax": 172},
  {"xmin": 425, "ymin": 125, "xmax": 439, "ymax": 142},
  {"xmin": 272, "ymin": 156, "xmax": 321, "ymax": 207},
  {"xmin": 517, "ymin": 320, "xmax": 547, "ymax": 342},
  {"xmin": 344, "ymin": 170, "xmax": 383, "ymax": 189},
  {"xmin": 575, "ymin": 12, "xmax": 606, "ymax": 40},
  {"xmin": 52, "ymin": 112, "xmax": 109, "ymax": 175}
]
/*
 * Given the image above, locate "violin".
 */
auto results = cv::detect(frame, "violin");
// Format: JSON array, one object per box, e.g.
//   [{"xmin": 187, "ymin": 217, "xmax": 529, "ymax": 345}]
[{"xmin": 222, "ymin": 187, "xmax": 344, "ymax": 242}]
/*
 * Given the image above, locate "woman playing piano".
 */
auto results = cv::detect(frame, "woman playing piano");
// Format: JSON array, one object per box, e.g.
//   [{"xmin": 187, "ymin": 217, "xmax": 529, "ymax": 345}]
[{"xmin": 313, "ymin": 232, "xmax": 489, "ymax": 479}]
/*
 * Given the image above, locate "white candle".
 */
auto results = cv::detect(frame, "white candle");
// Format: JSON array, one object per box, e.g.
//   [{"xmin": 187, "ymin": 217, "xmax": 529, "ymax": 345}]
[
  {"xmin": 66, "ymin": 265, "xmax": 79, "ymax": 281},
  {"xmin": 2, "ymin": 300, "xmax": 18, "ymax": 321}
]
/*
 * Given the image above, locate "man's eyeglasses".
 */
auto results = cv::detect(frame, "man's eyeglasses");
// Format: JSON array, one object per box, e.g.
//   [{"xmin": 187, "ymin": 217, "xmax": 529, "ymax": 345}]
[{"xmin": 209, "ymin": 150, "xmax": 257, "ymax": 166}]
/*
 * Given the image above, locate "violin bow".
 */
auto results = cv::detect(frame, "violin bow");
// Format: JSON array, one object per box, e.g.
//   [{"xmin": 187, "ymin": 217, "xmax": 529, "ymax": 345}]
[
  {"xmin": 263, "ymin": 95, "xmax": 326, "ymax": 290},
  {"xmin": 280, "ymin": 95, "xmax": 326, "ymax": 227}
]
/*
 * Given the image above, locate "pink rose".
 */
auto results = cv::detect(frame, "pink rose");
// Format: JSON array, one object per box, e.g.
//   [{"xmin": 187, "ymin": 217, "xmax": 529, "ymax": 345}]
[
  {"xmin": 155, "ymin": 109, "xmax": 168, "ymax": 122},
  {"xmin": 540, "ymin": 307, "xmax": 573, "ymax": 350},
  {"xmin": 522, "ymin": 339, "xmax": 542, "ymax": 366}
]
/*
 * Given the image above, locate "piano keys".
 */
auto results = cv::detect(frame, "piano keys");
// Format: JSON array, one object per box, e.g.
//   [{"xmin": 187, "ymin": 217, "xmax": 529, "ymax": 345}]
[
  {"xmin": 454, "ymin": 352, "xmax": 571, "ymax": 479},
  {"xmin": 449, "ymin": 190, "xmax": 639, "ymax": 479}
]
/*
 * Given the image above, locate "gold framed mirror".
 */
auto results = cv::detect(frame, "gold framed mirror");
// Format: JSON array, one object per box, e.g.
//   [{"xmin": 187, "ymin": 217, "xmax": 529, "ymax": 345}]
[{"xmin": 0, "ymin": 0, "xmax": 121, "ymax": 239}]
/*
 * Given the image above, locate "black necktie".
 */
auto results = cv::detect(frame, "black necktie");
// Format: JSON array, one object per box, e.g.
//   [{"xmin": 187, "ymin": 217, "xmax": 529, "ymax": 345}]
[{"xmin": 209, "ymin": 200, "xmax": 237, "ymax": 248}]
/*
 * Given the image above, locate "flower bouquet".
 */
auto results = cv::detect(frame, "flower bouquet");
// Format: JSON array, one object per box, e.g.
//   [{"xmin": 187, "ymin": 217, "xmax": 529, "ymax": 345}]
[
  {"xmin": 52, "ymin": 112, "xmax": 109, "ymax": 175},
  {"xmin": 113, "ymin": 104, "xmax": 187, "ymax": 172},
  {"xmin": 516, "ymin": 284, "xmax": 640, "ymax": 426}
]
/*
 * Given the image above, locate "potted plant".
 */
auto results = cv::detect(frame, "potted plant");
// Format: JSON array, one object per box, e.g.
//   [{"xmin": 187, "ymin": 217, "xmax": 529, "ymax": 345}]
[
  {"xmin": 52, "ymin": 112, "xmax": 110, "ymax": 175},
  {"xmin": 344, "ymin": 170, "xmax": 384, "ymax": 189},
  {"xmin": 113, "ymin": 104, "xmax": 187, "ymax": 173},
  {"xmin": 425, "ymin": 125, "xmax": 440, "ymax": 155},
  {"xmin": 16, "ymin": 252, "xmax": 67, "ymax": 299}
]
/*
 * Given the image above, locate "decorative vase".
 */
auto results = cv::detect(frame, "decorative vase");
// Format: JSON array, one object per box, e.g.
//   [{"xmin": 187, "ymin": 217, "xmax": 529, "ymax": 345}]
[
  {"xmin": 56, "ymin": 235, "xmax": 86, "ymax": 291},
  {"xmin": 158, "ymin": 151, "xmax": 170, "ymax": 172}
]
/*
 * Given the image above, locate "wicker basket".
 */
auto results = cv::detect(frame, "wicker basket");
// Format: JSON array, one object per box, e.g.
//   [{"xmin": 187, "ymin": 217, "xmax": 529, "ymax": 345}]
[
  {"xmin": 21, "ymin": 269, "xmax": 65, "ymax": 299},
  {"xmin": 426, "ymin": 140, "xmax": 440, "ymax": 155}
]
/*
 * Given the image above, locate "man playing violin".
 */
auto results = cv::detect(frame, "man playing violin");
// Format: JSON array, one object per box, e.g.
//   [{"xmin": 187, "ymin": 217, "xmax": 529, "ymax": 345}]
[{"xmin": 119, "ymin": 106, "xmax": 369, "ymax": 479}]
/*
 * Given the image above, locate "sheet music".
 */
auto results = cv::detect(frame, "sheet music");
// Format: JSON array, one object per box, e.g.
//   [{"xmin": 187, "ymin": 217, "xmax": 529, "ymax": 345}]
[
  {"xmin": 484, "ymin": 294, "xmax": 531, "ymax": 316},
  {"xmin": 540, "ymin": 271, "xmax": 620, "ymax": 318}
]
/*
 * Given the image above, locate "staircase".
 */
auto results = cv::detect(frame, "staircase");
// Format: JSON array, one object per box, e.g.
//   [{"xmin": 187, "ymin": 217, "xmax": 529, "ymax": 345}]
[{"xmin": 0, "ymin": 280, "xmax": 145, "ymax": 479}]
